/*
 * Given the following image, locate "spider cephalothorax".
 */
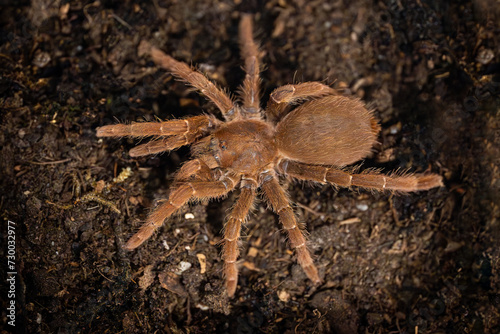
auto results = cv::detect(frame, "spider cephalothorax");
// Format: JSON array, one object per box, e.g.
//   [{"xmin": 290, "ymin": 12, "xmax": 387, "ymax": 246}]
[{"xmin": 97, "ymin": 14, "xmax": 442, "ymax": 297}]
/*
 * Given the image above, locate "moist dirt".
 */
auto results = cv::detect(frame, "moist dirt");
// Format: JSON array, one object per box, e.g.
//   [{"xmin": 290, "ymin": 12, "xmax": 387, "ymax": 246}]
[{"xmin": 0, "ymin": 0, "xmax": 499, "ymax": 333}]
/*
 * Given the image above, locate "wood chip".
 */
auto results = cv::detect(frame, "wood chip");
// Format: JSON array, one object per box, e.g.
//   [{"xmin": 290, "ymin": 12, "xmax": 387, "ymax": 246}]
[
  {"xmin": 339, "ymin": 217, "xmax": 361, "ymax": 225},
  {"xmin": 247, "ymin": 247, "xmax": 258, "ymax": 257},
  {"xmin": 242, "ymin": 261, "xmax": 260, "ymax": 271},
  {"xmin": 139, "ymin": 265, "xmax": 155, "ymax": 291},
  {"xmin": 158, "ymin": 271, "xmax": 187, "ymax": 296},
  {"xmin": 196, "ymin": 254, "xmax": 207, "ymax": 274}
]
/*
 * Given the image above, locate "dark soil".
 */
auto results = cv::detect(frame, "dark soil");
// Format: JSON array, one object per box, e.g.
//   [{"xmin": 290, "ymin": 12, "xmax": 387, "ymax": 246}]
[{"xmin": 1, "ymin": 0, "xmax": 499, "ymax": 333}]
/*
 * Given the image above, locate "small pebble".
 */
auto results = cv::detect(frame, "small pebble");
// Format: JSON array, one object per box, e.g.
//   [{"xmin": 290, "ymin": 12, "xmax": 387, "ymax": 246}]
[
  {"xmin": 356, "ymin": 203, "xmax": 369, "ymax": 211},
  {"xmin": 175, "ymin": 261, "xmax": 192, "ymax": 275},
  {"xmin": 196, "ymin": 303, "xmax": 209, "ymax": 311}
]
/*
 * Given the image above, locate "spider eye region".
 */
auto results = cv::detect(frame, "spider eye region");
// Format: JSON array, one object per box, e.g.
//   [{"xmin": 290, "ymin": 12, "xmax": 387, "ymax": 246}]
[{"xmin": 220, "ymin": 140, "xmax": 228, "ymax": 151}]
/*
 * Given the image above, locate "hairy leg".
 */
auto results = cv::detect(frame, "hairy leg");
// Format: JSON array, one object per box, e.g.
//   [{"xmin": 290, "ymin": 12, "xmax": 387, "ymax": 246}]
[
  {"xmin": 97, "ymin": 115, "xmax": 218, "ymax": 157},
  {"xmin": 126, "ymin": 137, "xmax": 188, "ymax": 157},
  {"xmin": 222, "ymin": 178, "xmax": 257, "ymax": 297},
  {"xmin": 175, "ymin": 159, "xmax": 214, "ymax": 181},
  {"xmin": 139, "ymin": 41, "xmax": 235, "ymax": 120},
  {"xmin": 125, "ymin": 173, "xmax": 238, "ymax": 250},
  {"xmin": 278, "ymin": 160, "xmax": 443, "ymax": 192},
  {"xmin": 260, "ymin": 173, "xmax": 321, "ymax": 285},
  {"xmin": 96, "ymin": 115, "xmax": 215, "ymax": 138},
  {"xmin": 238, "ymin": 14, "xmax": 261, "ymax": 117},
  {"xmin": 266, "ymin": 82, "xmax": 337, "ymax": 121}
]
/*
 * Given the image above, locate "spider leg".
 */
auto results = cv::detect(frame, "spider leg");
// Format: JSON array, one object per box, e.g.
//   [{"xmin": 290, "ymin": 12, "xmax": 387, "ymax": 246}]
[
  {"xmin": 96, "ymin": 115, "xmax": 215, "ymax": 138},
  {"xmin": 238, "ymin": 14, "xmax": 262, "ymax": 118},
  {"xmin": 266, "ymin": 82, "xmax": 337, "ymax": 121},
  {"xmin": 175, "ymin": 159, "xmax": 213, "ymax": 181},
  {"xmin": 278, "ymin": 160, "xmax": 443, "ymax": 192},
  {"xmin": 143, "ymin": 43, "xmax": 235, "ymax": 120},
  {"xmin": 222, "ymin": 178, "xmax": 257, "ymax": 297},
  {"xmin": 125, "ymin": 173, "xmax": 238, "ymax": 250},
  {"xmin": 260, "ymin": 172, "xmax": 321, "ymax": 285},
  {"xmin": 127, "ymin": 137, "xmax": 188, "ymax": 157},
  {"xmin": 97, "ymin": 115, "xmax": 218, "ymax": 157}
]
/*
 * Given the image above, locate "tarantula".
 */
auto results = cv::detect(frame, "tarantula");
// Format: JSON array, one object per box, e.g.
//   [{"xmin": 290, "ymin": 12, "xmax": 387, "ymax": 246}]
[{"xmin": 97, "ymin": 14, "xmax": 443, "ymax": 297}]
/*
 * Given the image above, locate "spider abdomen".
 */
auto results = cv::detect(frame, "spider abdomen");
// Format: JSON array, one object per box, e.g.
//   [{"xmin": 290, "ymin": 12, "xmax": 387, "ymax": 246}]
[{"xmin": 275, "ymin": 95, "xmax": 380, "ymax": 166}]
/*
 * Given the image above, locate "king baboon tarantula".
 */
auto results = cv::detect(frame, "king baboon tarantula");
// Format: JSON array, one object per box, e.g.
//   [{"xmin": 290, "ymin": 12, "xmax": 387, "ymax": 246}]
[{"xmin": 97, "ymin": 14, "xmax": 443, "ymax": 297}]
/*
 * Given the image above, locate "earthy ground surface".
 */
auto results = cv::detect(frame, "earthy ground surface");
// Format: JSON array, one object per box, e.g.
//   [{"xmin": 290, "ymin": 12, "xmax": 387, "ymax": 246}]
[{"xmin": 1, "ymin": 0, "xmax": 499, "ymax": 333}]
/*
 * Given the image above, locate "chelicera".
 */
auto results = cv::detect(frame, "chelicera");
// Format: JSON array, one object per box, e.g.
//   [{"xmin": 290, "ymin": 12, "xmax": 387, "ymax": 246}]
[{"xmin": 97, "ymin": 14, "xmax": 443, "ymax": 297}]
